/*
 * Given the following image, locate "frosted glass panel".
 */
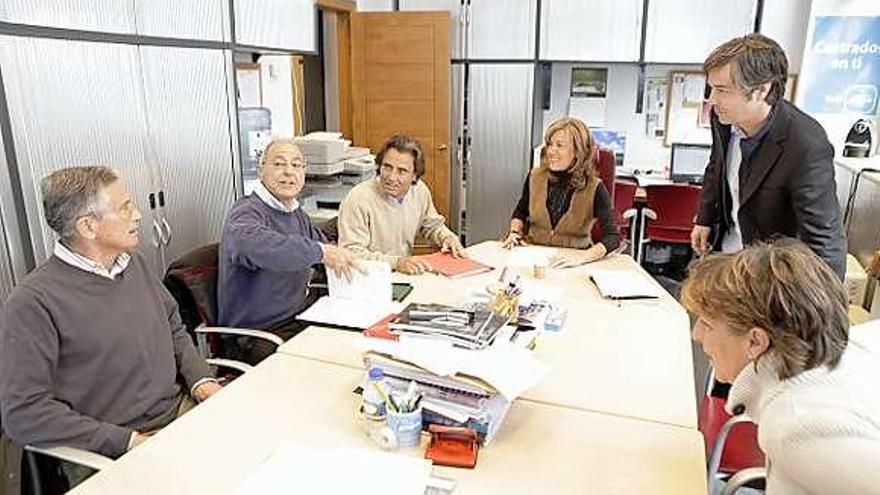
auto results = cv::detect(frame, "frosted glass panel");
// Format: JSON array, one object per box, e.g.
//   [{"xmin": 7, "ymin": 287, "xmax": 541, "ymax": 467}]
[
  {"xmin": 235, "ymin": 0, "xmax": 315, "ymax": 51},
  {"xmin": 134, "ymin": 0, "xmax": 230, "ymax": 41},
  {"xmin": 450, "ymin": 64, "xmax": 464, "ymax": 231},
  {"xmin": 139, "ymin": 46, "xmax": 236, "ymax": 265},
  {"xmin": 645, "ymin": 0, "xmax": 756, "ymax": 63},
  {"xmin": 471, "ymin": 0, "xmax": 536, "ymax": 59},
  {"xmin": 0, "ymin": 36, "xmax": 155, "ymax": 265},
  {"xmin": 400, "ymin": 0, "xmax": 463, "ymax": 59},
  {"xmin": 466, "ymin": 64, "xmax": 534, "ymax": 244},
  {"xmin": 0, "ymin": 0, "xmax": 136, "ymax": 33},
  {"xmin": 540, "ymin": 0, "xmax": 642, "ymax": 62},
  {"xmin": 758, "ymin": 0, "xmax": 809, "ymax": 73},
  {"xmin": 0, "ymin": 209, "xmax": 13, "ymax": 302}
]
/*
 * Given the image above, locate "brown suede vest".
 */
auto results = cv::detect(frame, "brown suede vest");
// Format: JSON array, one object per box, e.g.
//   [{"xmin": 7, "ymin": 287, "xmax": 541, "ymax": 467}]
[{"xmin": 526, "ymin": 166, "xmax": 599, "ymax": 248}]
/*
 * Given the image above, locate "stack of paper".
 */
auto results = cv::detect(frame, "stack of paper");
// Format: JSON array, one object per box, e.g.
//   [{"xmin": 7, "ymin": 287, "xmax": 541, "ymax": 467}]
[{"xmin": 298, "ymin": 261, "xmax": 404, "ymax": 329}]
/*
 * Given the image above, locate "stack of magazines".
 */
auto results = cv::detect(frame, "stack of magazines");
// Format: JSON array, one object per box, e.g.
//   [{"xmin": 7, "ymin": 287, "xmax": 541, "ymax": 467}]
[{"xmin": 388, "ymin": 303, "xmax": 510, "ymax": 350}]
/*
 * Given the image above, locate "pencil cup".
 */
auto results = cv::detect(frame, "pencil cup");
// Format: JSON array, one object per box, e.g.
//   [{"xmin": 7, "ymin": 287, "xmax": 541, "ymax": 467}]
[
  {"xmin": 386, "ymin": 407, "xmax": 423, "ymax": 449},
  {"xmin": 490, "ymin": 291, "xmax": 520, "ymax": 319}
]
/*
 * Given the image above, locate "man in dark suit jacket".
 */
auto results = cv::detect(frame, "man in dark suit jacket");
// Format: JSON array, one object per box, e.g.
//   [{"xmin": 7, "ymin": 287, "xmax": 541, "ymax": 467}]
[{"xmin": 691, "ymin": 34, "xmax": 846, "ymax": 279}]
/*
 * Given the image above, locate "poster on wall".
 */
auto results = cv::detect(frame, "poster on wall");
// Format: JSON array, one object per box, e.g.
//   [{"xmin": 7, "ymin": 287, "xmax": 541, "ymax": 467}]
[
  {"xmin": 801, "ymin": 16, "xmax": 880, "ymax": 115},
  {"xmin": 568, "ymin": 68, "xmax": 608, "ymax": 127},
  {"xmin": 644, "ymin": 77, "xmax": 667, "ymax": 138}
]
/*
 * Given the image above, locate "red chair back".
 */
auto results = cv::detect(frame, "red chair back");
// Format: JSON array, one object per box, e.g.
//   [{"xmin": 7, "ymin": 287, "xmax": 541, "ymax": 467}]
[
  {"xmin": 591, "ymin": 147, "xmax": 617, "ymax": 243},
  {"xmin": 644, "ymin": 184, "xmax": 702, "ymax": 244},
  {"xmin": 613, "ymin": 180, "xmax": 637, "ymax": 235},
  {"xmin": 699, "ymin": 395, "xmax": 765, "ymax": 474}
]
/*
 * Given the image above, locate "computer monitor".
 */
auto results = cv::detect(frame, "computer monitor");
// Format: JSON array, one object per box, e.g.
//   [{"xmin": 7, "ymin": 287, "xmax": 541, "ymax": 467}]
[{"xmin": 670, "ymin": 143, "xmax": 711, "ymax": 184}]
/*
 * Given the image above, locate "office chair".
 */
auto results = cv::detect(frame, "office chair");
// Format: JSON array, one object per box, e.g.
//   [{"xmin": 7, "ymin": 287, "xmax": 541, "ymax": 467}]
[
  {"xmin": 19, "ymin": 244, "xmax": 283, "ymax": 494},
  {"xmin": 699, "ymin": 370, "xmax": 766, "ymax": 495},
  {"xmin": 612, "ymin": 179, "xmax": 639, "ymax": 257},
  {"xmin": 591, "ymin": 147, "xmax": 617, "ymax": 244},
  {"xmin": 635, "ymin": 184, "xmax": 702, "ymax": 263},
  {"xmin": 163, "ymin": 243, "xmax": 283, "ymax": 372}
]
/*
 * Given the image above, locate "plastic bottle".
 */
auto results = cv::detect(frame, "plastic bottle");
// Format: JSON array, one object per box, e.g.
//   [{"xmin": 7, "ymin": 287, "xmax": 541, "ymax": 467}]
[
  {"xmin": 362, "ymin": 366, "xmax": 387, "ymax": 419},
  {"xmin": 362, "ymin": 367, "xmax": 398, "ymax": 450}
]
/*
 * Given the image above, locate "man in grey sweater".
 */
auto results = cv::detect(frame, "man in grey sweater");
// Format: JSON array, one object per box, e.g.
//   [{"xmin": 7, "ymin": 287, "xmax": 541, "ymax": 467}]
[{"xmin": 0, "ymin": 166, "xmax": 220, "ymax": 467}]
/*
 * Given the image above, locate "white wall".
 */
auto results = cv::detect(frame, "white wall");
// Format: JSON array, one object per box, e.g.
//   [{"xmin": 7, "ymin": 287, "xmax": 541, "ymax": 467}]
[
  {"xmin": 543, "ymin": 63, "xmax": 703, "ymax": 172},
  {"xmin": 258, "ymin": 55, "xmax": 296, "ymax": 138},
  {"xmin": 357, "ymin": 0, "xmax": 394, "ymax": 11},
  {"xmin": 797, "ymin": 0, "xmax": 880, "ymax": 156}
]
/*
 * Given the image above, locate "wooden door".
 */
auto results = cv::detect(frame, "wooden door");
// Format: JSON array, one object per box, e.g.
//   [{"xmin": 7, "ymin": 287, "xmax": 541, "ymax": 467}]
[{"xmin": 351, "ymin": 12, "xmax": 451, "ymax": 219}]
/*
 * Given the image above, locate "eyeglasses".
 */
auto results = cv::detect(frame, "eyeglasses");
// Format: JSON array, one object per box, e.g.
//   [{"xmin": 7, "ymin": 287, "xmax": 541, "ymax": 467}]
[{"xmin": 269, "ymin": 160, "xmax": 306, "ymax": 170}]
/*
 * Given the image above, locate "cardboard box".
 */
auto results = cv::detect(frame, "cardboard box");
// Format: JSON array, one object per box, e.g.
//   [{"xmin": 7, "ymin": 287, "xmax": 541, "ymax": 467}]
[{"xmin": 845, "ymin": 254, "xmax": 868, "ymax": 307}]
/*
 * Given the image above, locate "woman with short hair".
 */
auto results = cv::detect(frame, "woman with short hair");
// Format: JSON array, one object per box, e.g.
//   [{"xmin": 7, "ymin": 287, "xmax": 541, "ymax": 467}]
[{"xmin": 682, "ymin": 239, "xmax": 880, "ymax": 494}]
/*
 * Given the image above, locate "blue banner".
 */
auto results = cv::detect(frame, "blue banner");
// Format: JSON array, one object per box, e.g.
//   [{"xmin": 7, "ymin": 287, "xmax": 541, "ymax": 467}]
[{"xmin": 802, "ymin": 16, "xmax": 880, "ymax": 115}]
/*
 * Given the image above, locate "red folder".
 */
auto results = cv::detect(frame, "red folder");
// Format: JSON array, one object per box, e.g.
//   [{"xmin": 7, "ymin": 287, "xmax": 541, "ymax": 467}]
[{"xmin": 417, "ymin": 252, "xmax": 494, "ymax": 279}]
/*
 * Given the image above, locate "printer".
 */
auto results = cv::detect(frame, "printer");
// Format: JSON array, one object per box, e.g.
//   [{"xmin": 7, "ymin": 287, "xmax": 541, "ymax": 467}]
[{"xmin": 294, "ymin": 132, "xmax": 350, "ymax": 164}]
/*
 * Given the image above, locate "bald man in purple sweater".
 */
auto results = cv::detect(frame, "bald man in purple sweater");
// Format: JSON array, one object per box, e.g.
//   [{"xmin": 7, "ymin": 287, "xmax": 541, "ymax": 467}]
[{"xmin": 217, "ymin": 139, "xmax": 360, "ymax": 363}]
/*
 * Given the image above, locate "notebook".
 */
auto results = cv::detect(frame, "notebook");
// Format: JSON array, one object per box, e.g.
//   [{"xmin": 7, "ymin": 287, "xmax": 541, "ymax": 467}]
[
  {"xmin": 417, "ymin": 252, "xmax": 494, "ymax": 279},
  {"xmin": 297, "ymin": 260, "xmax": 403, "ymax": 329},
  {"xmin": 587, "ymin": 269, "xmax": 664, "ymax": 300}
]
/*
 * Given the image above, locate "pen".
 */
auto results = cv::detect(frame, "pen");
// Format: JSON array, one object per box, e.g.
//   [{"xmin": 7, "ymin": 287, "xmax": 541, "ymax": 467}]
[
  {"xmin": 497, "ymin": 266, "xmax": 508, "ymax": 283},
  {"xmin": 372, "ymin": 382, "xmax": 397, "ymax": 413}
]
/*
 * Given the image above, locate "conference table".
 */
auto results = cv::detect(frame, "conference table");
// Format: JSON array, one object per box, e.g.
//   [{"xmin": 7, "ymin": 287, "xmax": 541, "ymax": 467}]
[
  {"xmin": 282, "ymin": 241, "xmax": 698, "ymax": 429},
  {"xmin": 71, "ymin": 241, "xmax": 706, "ymax": 494},
  {"xmin": 70, "ymin": 354, "xmax": 707, "ymax": 494}
]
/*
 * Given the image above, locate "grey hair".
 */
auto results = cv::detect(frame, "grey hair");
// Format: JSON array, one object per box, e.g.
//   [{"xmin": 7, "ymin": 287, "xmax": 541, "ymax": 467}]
[
  {"xmin": 41, "ymin": 166, "xmax": 119, "ymax": 243},
  {"xmin": 257, "ymin": 138, "xmax": 300, "ymax": 169}
]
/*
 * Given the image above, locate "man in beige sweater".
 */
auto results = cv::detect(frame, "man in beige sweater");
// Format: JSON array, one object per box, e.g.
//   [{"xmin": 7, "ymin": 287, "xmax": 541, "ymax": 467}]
[{"xmin": 338, "ymin": 135, "xmax": 465, "ymax": 274}]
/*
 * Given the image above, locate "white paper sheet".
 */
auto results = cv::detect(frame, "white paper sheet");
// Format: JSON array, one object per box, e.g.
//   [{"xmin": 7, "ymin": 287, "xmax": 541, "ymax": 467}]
[
  {"xmin": 234, "ymin": 444, "xmax": 432, "ymax": 495},
  {"xmin": 297, "ymin": 296, "xmax": 403, "ymax": 329},
  {"xmin": 327, "ymin": 260, "xmax": 392, "ymax": 302}
]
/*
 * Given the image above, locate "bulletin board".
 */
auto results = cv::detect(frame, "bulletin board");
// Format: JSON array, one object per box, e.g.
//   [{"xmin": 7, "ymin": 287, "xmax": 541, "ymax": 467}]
[{"xmin": 663, "ymin": 71, "xmax": 710, "ymax": 147}]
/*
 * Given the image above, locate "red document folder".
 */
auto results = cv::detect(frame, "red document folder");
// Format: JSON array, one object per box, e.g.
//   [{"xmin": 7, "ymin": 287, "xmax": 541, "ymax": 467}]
[{"xmin": 417, "ymin": 252, "xmax": 494, "ymax": 279}]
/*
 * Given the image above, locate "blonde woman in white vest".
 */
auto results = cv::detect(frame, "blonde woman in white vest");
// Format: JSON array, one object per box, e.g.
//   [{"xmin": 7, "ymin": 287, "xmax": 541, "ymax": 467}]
[
  {"xmin": 501, "ymin": 117, "xmax": 619, "ymax": 267},
  {"xmin": 682, "ymin": 240, "xmax": 880, "ymax": 494}
]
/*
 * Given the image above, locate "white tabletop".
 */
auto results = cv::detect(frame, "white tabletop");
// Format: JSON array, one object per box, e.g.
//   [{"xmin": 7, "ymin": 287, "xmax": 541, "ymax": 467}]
[
  {"xmin": 71, "ymin": 354, "xmax": 707, "ymax": 495},
  {"xmin": 280, "ymin": 241, "xmax": 698, "ymax": 428}
]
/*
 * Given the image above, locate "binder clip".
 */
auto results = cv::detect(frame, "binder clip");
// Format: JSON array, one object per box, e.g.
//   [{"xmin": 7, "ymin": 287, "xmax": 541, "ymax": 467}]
[{"xmin": 425, "ymin": 425, "xmax": 479, "ymax": 469}]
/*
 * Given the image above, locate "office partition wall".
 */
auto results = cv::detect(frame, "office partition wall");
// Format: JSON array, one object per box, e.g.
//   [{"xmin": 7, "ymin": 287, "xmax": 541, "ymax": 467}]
[
  {"xmin": 540, "ymin": 0, "xmax": 642, "ymax": 62},
  {"xmin": 0, "ymin": 208, "xmax": 13, "ymax": 303},
  {"xmin": 469, "ymin": 0, "xmax": 536, "ymax": 59},
  {"xmin": 0, "ymin": 37, "xmax": 157, "ymax": 267},
  {"xmin": 644, "ymin": 0, "xmax": 756, "ymax": 63},
  {"xmin": 139, "ymin": 46, "xmax": 237, "ymax": 267},
  {"xmin": 0, "ymin": 0, "xmax": 317, "ymax": 282},
  {"xmin": 466, "ymin": 64, "xmax": 535, "ymax": 244}
]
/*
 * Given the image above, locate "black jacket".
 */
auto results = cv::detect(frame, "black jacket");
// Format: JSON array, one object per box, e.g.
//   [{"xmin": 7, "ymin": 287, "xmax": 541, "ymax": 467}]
[{"xmin": 696, "ymin": 100, "xmax": 846, "ymax": 279}]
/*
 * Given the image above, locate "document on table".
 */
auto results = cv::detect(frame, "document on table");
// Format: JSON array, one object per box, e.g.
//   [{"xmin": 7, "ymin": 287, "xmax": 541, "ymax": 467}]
[
  {"xmin": 327, "ymin": 259, "xmax": 392, "ymax": 301},
  {"xmin": 586, "ymin": 268, "xmax": 664, "ymax": 300},
  {"xmin": 504, "ymin": 246, "xmax": 558, "ymax": 267},
  {"xmin": 234, "ymin": 444, "xmax": 432, "ymax": 495},
  {"xmin": 298, "ymin": 260, "xmax": 403, "ymax": 329}
]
